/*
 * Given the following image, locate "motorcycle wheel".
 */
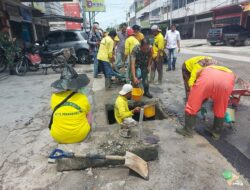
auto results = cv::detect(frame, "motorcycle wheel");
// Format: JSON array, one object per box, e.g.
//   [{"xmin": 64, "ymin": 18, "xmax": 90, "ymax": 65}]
[
  {"xmin": 15, "ymin": 58, "xmax": 28, "ymax": 76},
  {"xmin": 0, "ymin": 56, "xmax": 7, "ymax": 73},
  {"xmin": 52, "ymin": 55, "xmax": 66, "ymax": 73}
]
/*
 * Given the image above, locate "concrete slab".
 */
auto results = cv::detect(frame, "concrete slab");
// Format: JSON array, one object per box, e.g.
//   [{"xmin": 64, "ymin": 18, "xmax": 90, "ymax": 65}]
[
  {"xmin": 56, "ymin": 125, "xmax": 159, "ymax": 171},
  {"xmin": 57, "ymin": 171, "xmax": 95, "ymax": 190}
]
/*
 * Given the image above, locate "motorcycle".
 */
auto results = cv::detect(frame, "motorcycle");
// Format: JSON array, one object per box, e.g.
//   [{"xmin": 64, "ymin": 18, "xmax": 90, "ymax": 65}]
[
  {"xmin": 0, "ymin": 44, "xmax": 8, "ymax": 73},
  {"xmin": 15, "ymin": 42, "xmax": 66, "ymax": 76}
]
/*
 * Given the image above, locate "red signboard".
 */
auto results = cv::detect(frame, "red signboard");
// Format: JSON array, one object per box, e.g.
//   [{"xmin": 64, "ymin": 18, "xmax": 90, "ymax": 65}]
[{"xmin": 63, "ymin": 3, "xmax": 82, "ymax": 30}]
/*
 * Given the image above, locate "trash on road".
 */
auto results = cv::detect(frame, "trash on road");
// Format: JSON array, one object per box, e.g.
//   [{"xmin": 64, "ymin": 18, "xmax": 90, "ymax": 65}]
[
  {"xmin": 222, "ymin": 170, "xmax": 243, "ymax": 186},
  {"xmin": 222, "ymin": 170, "xmax": 233, "ymax": 180}
]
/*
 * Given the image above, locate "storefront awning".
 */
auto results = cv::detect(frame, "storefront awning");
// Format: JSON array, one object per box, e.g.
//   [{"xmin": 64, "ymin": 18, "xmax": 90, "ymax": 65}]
[
  {"xmin": 211, "ymin": 4, "xmax": 242, "ymax": 12},
  {"xmin": 39, "ymin": 15, "xmax": 83, "ymax": 23}
]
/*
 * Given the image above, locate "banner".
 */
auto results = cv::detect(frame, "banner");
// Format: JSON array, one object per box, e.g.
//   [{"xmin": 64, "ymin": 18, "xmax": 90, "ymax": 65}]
[
  {"xmin": 64, "ymin": 3, "xmax": 82, "ymax": 30},
  {"xmin": 84, "ymin": 0, "xmax": 105, "ymax": 12}
]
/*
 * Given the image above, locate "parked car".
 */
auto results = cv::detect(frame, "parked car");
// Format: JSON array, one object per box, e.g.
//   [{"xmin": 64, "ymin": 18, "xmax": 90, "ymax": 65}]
[
  {"xmin": 45, "ymin": 30, "xmax": 91, "ymax": 64},
  {"xmin": 207, "ymin": 25, "xmax": 250, "ymax": 46}
]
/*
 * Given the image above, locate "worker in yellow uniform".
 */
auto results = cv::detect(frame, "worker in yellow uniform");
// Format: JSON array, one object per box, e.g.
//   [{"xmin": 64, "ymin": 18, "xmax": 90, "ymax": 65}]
[
  {"xmin": 97, "ymin": 30, "xmax": 125, "ymax": 89},
  {"xmin": 182, "ymin": 56, "xmax": 218, "ymax": 97},
  {"xmin": 115, "ymin": 84, "xmax": 141, "ymax": 138},
  {"xmin": 49, "ymin": 65, "xmax": 91, "ymax": 144},
  {"xmin": 124, "ymin": 27, "xmax": 140, "ymax": 82},
  {"xmin": 132, "ymin": 24, "xmax": 144, "ymax": 42},
  {"xmin": 150, "ymin": 25, "xmax": 165, "ymax": 84}
]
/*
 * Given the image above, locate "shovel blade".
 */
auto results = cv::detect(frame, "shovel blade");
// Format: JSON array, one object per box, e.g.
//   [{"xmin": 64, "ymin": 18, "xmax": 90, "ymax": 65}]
[{"xmin": 124, "ymin": 151, "xmax": 149, "ymax": 180}]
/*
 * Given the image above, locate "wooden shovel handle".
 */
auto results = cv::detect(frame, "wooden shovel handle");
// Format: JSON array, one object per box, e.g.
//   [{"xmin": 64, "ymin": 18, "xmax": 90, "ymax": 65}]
[
  {"xmin": 82, "ymin": 154, "xmax": 125, "ymax": 161},
  {"xmin": 105, "ymin": 155, "xmax": 125, "ymax": 161}
]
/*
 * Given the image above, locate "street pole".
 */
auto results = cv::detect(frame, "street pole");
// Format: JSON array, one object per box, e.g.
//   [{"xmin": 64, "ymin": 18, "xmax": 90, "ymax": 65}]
[
  {"xmin": 170, "ymin": 0, "xmax": 172, "ymax": 26},
  {"xmin": 89, "ymin": 12, "xmax": 91, "ymax": 29},
  {"xmin": 193, "ymin": 0, "xmax": 196, "ymax": 39},
  {"xmin": 80, "ymin": 0, "xmax": 87, "ymax": 30}
]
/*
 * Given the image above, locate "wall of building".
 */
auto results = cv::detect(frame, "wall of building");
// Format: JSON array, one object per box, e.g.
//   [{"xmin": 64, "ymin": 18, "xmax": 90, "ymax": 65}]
[{"xmin": 130, "ymin": 0, "xmax": 249, "ymax": 38}]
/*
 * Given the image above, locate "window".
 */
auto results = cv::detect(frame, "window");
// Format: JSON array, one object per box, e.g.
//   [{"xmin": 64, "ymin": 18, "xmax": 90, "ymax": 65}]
[
  {"xmin": 63, "ymin": 32, "xmax": 79, "ymax": 42},
  {"xmin": 46, "ymin": 32, "xmax": 63, "ymax": 44}
]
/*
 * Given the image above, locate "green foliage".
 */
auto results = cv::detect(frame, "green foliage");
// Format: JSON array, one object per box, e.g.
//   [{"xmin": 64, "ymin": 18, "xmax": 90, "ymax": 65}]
[{"xmin": 0, "ymin": 32, "xmax": 21, "ymax": 67}]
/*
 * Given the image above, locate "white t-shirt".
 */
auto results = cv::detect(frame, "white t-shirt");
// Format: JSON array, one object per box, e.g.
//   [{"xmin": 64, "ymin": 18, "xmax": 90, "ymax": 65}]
[{"xmin": 165, "ymin": 30, "xmax": 181, "ymax": 49}]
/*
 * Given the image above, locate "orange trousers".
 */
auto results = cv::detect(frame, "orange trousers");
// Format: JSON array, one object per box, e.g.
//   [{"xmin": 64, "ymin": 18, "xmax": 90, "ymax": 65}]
[{"xmin": 185, "ymin": 67, "xmax": 235, "ymax": 118}]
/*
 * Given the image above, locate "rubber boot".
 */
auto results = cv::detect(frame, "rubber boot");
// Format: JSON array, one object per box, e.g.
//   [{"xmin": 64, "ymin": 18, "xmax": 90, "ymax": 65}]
[
  {"xmin": 150, "ymin": 70, "xmax": 155, "ymax": 83},
  {"xmin": 206, "ymin": 117, "xmax": 224, "ymax": 140},
  {"xmin": 144, "ymin": 87, "xmax": 153, "ymax": 99},
  {"xmin": 105, "ymin": 78, "xmax": 113, "ymax": 90},
  {"xmin": 158, "ymin": 71, "xmax": 163, "ymax": 84},
  {"xmin": 176, "ymin": 113, "xmax": 196, "ymax": 137}
]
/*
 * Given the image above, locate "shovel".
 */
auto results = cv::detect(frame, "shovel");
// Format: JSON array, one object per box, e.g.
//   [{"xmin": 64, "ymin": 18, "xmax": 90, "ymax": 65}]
[{"xmin": 49, "ymin": 149, "xmax": 149, "ymax": 180}]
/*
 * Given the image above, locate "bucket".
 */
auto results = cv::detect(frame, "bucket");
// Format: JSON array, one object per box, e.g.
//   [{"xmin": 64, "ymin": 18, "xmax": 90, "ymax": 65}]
[
  {"xmin": 144, "ymin": 104, "xmax": 156, "ymax": 118},
  {"xmin": 132, "ymin": 88, "xmax": 144, "ymax": 101}
]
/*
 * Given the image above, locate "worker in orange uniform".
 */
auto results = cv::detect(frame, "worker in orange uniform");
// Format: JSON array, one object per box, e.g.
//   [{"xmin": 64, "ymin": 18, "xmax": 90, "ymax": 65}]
[
  {"xmin": 182, "ymin": 56, "xmax": 218, "ymax": 98},
  {"xmin": 176, "ymin": 65, "xmax": 235, "ymax": 140}
]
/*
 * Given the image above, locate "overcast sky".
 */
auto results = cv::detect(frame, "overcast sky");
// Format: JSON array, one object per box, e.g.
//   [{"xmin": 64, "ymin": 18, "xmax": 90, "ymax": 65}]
[{"xmin": 95, "ymin": 0, "xmax": 134, "ymax": 29}]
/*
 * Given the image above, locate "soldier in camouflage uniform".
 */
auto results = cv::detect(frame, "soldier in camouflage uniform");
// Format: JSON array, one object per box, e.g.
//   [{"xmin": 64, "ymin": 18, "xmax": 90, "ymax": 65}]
[
  {"xmin": 130, "ymin": 39, "xmax": 153, "ymax": 98},
  {"xmin": 0, "ymin": 31, "xmax": 21, "ymax": 69}
]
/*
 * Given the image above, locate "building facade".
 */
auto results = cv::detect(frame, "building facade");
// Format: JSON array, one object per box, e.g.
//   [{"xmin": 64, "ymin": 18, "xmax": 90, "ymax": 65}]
[
  {"xmin": 0, "ymin": 0, "xmax": 49, "ymax": 42},
  {"xmin": 45, "ymin": 0, "xmax": 83, "ymax": 31},
  {"xmin": 128, "ymin": 0, "xmax": 250, "ymax": 39}
]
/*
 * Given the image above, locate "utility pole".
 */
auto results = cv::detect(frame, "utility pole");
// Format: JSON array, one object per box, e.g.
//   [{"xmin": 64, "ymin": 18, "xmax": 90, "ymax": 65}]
[
  {"xmin": 193, "ymin": 0, "xmax": 196, "ymax": 39},
  {"xmin": 170, "ymin": 0, "xmax": 172, "ymax": 26}
]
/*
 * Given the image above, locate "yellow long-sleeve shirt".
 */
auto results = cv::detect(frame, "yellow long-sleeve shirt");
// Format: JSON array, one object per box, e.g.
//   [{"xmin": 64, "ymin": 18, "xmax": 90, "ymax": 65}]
[
  {"xmin": 185, "ymin": 56, "xmax": 212, "ymax": 87},
  {"xmin": 97, "ymin": 35, "xmax": 114, "ymax": 62},
  {"xmin": 124, "ymin": 36, "xmax": 139, "ymax": 56},
  {"xmin": 152, "ymin": 32, "xmax": 165, "ymax": 59},
  {"xmin": 114, "ymin": 95, "xmax": 133, "ymax": 124}
]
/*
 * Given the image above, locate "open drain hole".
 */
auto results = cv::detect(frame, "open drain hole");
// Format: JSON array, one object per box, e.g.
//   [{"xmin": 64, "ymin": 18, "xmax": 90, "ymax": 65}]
[{"xmin": 105, "ymin": 101, "xmax": 167, "ymax": 125}]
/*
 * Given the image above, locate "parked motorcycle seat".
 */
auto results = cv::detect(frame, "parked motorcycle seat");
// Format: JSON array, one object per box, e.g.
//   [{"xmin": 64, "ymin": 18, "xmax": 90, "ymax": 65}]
[{"xmin": 41, "ymin": 49, "xmax": 64, "ymax": 57}]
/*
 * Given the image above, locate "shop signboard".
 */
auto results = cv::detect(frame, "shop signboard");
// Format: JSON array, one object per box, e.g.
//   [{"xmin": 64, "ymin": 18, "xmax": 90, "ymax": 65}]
[
  {"xmin": 84, "ymin": 0, "xmax": 105, "ymax": 12},
  {"xmin": 64, "ymin": 3, "xmax": 82, "ymax": 30}
]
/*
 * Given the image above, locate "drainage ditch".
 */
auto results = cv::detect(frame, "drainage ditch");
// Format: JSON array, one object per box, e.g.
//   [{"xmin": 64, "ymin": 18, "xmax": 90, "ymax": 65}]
[
  {"xmin": 105, "ymin": 99, "xmax": 250, "ymax": 182},
  {"xmin": 105, "ymin": 100, "xmax": 167, "ymax": 125}
]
